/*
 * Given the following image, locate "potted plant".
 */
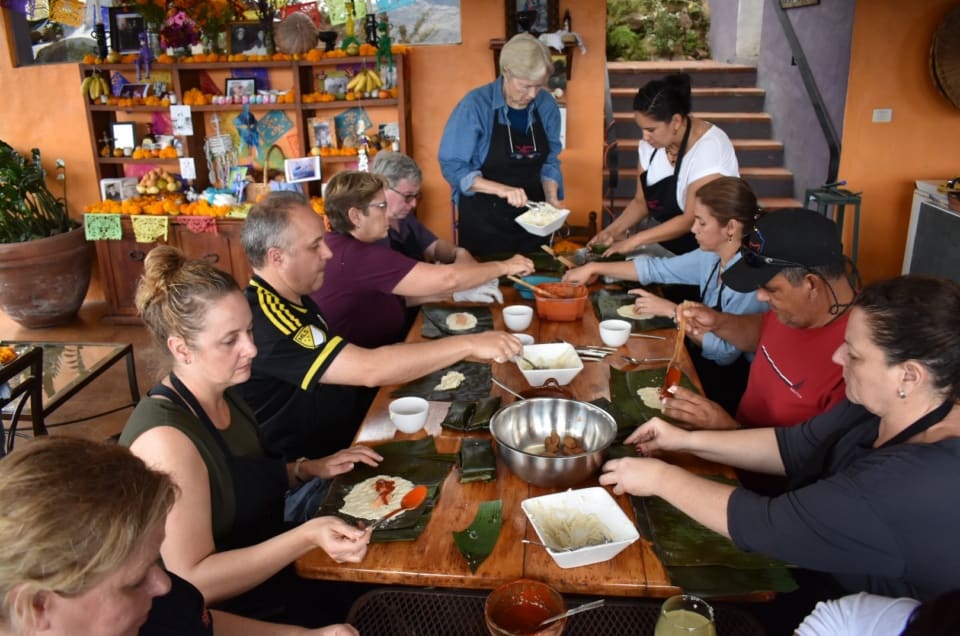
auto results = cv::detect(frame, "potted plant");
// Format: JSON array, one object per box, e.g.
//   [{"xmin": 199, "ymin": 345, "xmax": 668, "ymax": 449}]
[{"xmin": 0, "ymin": 140, "xmax": 93, "ymax": 328}]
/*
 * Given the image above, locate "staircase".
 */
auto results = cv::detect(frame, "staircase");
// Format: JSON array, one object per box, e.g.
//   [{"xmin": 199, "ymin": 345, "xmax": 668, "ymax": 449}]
[{"xmin": 605, "ymin": 61, "xmax": 802, "ymax": 220}]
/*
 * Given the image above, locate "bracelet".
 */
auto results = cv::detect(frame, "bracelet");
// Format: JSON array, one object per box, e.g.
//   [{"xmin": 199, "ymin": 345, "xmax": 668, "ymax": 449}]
[{"xmin": 293, "ymin": 456, "xmax": 309, "ymax": 484}]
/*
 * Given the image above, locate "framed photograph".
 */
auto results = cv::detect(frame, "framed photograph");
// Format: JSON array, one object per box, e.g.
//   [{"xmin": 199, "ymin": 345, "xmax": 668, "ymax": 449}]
[
  {"xmin": 284, "ymin": 156, "xmax": 321, "ymax": 183},
  {"xmin": 225, "ymin": 77, "xmax": 257, "ymax": 100},
  {"xmin": 307, "ymin": 117, "xmax": 337, "ymax": 149},
  {"xmin": 228, "ymin": 21, "xmax": 269, "ymax": 55},
  {"xmin": 779, "ymin": 0, "xmax": 819, "ymax": 7},
  {"xmin": 108, "ymin": 8, "xmax": 145, "ymax": 55},
  {"xmin": 548, "ymin": 54, "xmax": 567, "ymax": 91},
  {"xmin": 99, "ymin": 178, "xmax": 138, "ymax": 202},
  {"xmin": 118, "ymin": 83, "xmax": 150, "ymax": 99},
  {"xmin": 505, "ymin": 0, "xmax": 559, "ymax": 37},
  {"xmin": 111, "ymin": 122, "xmax": 136, "ymax": 151}
]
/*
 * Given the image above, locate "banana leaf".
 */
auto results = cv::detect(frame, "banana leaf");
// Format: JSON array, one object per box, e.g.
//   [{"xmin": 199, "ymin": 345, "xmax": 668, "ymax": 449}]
[
  {"xmin": 391, "ymin": 361, "xmax": 492, "ymax": 402},
  {"xmin": 452, "ymin": 500, "xmax": 503, "ymax": 573},
  {"xmin": 484, "ymin": 251, "xmax": 565, "ymax": 274},
  {"xmin": 459, "ymin": 438, "xmax": 497, "ymax": 483},
  {"xmin": 631, "ymin": 483, "xmax": 797, "ymax": 595},
  {"xmin": 420, "ymin": 305, "xmax": 494, "ymax": 339},
  {"xmin": 316, "ymin": 437, "xmax": 456, "ymax": 542},
  {"xmin": 609, "ymin": 367, "xmax": 698, "ymax": 433},
  {"xmin": 442, "ymin": 396, "xmax": 502, "ymax": 432},
  {"xmin": 591, "ymin": 289, "xmax": 675, "ymax": 332}
]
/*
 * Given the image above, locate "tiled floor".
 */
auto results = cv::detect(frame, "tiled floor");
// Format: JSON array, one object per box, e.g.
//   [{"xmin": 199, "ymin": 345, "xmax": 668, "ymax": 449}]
[{"xmin": 2, "ymin": 301, "xmax": 157, "ymax": 444}]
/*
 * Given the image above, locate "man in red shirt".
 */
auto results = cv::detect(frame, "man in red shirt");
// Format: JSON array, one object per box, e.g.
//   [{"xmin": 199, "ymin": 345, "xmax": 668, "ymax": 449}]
[{"xmin": 663, "ymin": 208, "xmax": 856, "ymax": 430}]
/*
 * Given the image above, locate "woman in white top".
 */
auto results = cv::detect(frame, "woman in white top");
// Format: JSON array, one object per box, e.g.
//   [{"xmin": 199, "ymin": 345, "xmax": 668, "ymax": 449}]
[{"xmin": 590, "ymin": 73, "xmax": 739, "ymax": 257}]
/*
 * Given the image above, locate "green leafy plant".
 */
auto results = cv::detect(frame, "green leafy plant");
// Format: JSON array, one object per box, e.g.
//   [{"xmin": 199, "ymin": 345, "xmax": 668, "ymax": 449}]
[
  {"xmin": 0, "ymin": 141, "xmax": 76, "ymax": 244},
  {"xmin": 607, "ymin": 0, "xmax": 710, "ymax": 61}
]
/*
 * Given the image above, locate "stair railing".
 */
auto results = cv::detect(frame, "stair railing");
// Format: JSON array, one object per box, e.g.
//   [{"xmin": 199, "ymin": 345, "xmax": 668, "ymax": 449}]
[{"xmin": 770, "ymin": 0, "xmax": 841, "ymax": 183}]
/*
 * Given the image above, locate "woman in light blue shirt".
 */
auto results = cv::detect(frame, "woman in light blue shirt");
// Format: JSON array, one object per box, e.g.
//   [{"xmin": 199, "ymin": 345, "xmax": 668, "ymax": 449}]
[{"xmin": 563, "ymin": 177, "xmax": 766, "ymax": 414}]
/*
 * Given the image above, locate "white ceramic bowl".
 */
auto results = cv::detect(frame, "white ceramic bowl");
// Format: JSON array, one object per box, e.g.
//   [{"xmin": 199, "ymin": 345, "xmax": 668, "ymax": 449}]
[
  {"xmin": 516, "ymin": 342, "xmax": 583, "ymax": 387},
  {"xmin": 388, "ymin": 397, "xmax": 429, "ymax": 433},
  {"xmin": 502, "ymin": 305, "xmax": 533, "ymax": 331},
  {"xmin": 522, "ymin": 487, "xmax": 640, "ymax": 568},
  {"xmin": 599, "ymin": 319, "xmax": 631, "ymax": 347},
  {"xmin": 514, "ymin": 333, "xmax": 535, "ymax": 346},
  {"xmin": 514, "ymin": 207, "xmax": 571, "ymax": 237}
]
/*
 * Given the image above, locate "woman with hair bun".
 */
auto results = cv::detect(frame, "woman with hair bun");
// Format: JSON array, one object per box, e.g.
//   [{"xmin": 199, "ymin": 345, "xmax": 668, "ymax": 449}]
[
  {"xmin": 565, "ymin": 176, "xmax": 766, "ymax": 413},
  {"xmin": 590, "ymin": 72, "xmax": 739, "ymax": 257},
  {"xmin": 120, "ymin": 245, "xmax": 381, "ymax": 626}
]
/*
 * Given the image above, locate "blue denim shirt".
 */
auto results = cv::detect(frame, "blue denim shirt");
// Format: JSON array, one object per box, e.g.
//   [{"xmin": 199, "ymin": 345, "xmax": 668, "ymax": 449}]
[{"xmin": 438, "ymin": 76, "xmax": 564, "ymax": 205}]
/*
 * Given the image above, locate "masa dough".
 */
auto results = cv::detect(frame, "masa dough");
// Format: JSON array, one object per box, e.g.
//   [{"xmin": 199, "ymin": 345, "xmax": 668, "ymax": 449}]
[
  {"xmin": 434, "ymin": 370, "xmax": 466, "ymax": 391},
  {"xmin": 636, "ymin": 387, "xmax": 665, "ymax": 411},
  {"xmin": 445, "ymin": 312, "xmax": 478, "ymax": 331},
  {"xmin": 617, "ymin": 304, "xmax": 655, "ymax": 320}
]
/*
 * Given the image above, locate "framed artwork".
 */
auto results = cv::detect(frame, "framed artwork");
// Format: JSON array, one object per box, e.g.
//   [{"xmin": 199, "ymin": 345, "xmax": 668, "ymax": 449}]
[
  {"xmin": 99, "ymin": 178, "xmax": 138, "ymax": 202},
  {"xmin": 111, "ymin": 122, "xmax": 136, "ymax": 150},
  {"xmin": 118, "ymin": 83, "xmax": 151, "ymax": 98},
  {"xmin": 225, "ymin": 77, "xmax": 257, "ymax": 100},
  {"xmin": 285, "ymin": 156, "xmax": 322, "ymax": 183},
  {"xmin": 505, "ymin": 0, "xmax": 559, "ymax": 37},
  {"xmin": 228, "ymin": 21, "xmax": 269, "ymax": 55},
  {"xmin": 307, "ymin": 117, "xmax": 337, "ymax": 149},
  {"xmin": 109, "ymin": 8, "xmax": 146, "ymax": 55},
  {"xmin": 779, "ymin": 0, "xmax": 819, "ymax": 7}
]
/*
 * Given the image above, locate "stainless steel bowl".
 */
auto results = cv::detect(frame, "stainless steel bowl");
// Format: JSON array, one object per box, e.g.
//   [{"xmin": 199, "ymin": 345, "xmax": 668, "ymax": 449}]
[{"xmin": 489, "ymin": 398, "xmax": 618, "ymax": 488}]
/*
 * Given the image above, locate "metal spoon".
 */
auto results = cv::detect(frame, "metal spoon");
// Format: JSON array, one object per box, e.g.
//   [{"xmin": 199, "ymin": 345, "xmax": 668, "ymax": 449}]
[
  {"xmin": 363, "ymin": 485, "xmax": 428, "ymax": 532},
  {"xmin": 621, "ymin": 355, "xmax": 671, "ymax": 366},
  {"xmin": 515, "ymin": 354, "xmax": 543, "ymax": 370},
  {"xmin": 538, "ymin": 599, "xmax": 606, "ymax": 627},
  {"xmin": 492, "ymin": 377, "xmax": 525, "ymax": 400}
]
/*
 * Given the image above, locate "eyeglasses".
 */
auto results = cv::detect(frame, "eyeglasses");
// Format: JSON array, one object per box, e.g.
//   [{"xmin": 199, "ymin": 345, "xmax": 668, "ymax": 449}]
[
  {"xmin": 366, "ymin": 200, "xmax": 388, "ymax": 210},
  {"xmin": 388, "ymin": 187, "xmax": 422, "ymax": 203},
  {"xmin": 506, "ymin": 124, "xmax": 541, "ymax": 161}
]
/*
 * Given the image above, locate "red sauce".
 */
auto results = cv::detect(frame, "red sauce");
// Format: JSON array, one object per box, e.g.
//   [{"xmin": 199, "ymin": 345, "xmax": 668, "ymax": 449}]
[
  {"xmin": 493, "ymin": 601, "xmax": 554, "ymax": 634},
  {"xmin": 661, "ymin": 366, "xmax": 682, "ymax": 398},
  {"xmin": 374, "ymin": 478, "xmax": 395, "ymax": 505}
]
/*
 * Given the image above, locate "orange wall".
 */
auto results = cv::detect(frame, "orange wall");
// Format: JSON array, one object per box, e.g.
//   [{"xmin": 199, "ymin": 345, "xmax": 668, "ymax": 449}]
[{"xmin": 840, "ymin": 1, "xmax": 960, "ymax": 282}]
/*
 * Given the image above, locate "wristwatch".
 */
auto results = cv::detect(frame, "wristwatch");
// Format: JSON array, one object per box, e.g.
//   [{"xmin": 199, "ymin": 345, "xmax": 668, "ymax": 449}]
[{"xmin": 293, "ymin": 456, "xmax": 309, "ymax": 484}]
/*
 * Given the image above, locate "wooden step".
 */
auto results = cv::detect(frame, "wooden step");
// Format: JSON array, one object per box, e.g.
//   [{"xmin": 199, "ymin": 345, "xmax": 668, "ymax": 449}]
[
  {"xmin": 607, "ymin": 61, "xmax": 758, "ymax": 89},
  {"xmin": 611, "ymin": 87, "xmax": 766, "ymax": 113},
  {"xmin": 615, "ymin": 138, "xmax": 784, "ymax": 169},
  {"xmin": 613, "ymin": 111, "xmax": 772, "ymax": 140},
  {"xmin": 604, "ymin": 167, "xmax": 795, "ymax": 200}
]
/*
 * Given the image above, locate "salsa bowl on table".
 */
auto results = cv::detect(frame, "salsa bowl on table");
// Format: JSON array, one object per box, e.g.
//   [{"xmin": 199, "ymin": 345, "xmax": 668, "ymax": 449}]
[{"xmin": 534, "ymin": 282, "xmax": 588, "ymax": 321}]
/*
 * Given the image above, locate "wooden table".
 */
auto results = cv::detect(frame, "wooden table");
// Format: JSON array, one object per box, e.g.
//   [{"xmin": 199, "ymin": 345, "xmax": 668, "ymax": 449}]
[{"xmin": 296, "ymin": 288, "xmax": 725, "ymax": 598}]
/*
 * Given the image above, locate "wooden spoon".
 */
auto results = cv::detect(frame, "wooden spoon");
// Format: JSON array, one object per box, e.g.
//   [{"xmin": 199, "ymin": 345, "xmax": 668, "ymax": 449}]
[
  {"xmin": 660, "ymin": 301, "xmax": 687, "ymax": 398},
  {"xmin": 540, "ymin": 244, "xmax": 578, "ymax": 269},
  {"xmin": 507, "ymin": 275, "xmax": 558, "ymax": 298},
  {"xmin": 364, "ymin": 485, "xmax": 428, "ymax": 532}
]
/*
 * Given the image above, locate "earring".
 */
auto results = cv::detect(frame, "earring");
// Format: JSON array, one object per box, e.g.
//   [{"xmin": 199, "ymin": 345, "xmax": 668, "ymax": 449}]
[
  {"xmin": 897, "ymin": 388, "xmax": 906, "ymax": 399},
  {"xmin": 727, "ymin": 234, "xmax": 733, "ymax": 242}
]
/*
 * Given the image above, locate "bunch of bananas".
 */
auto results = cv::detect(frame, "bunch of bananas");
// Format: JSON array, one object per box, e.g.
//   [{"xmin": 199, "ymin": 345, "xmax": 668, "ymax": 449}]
[
  {"xmin": 346, "ymin": 68, "xmax": 383, "ymax": 95},
  {"xmin": 81, "ymin": 71, "xmax": 111, "ymax": 102}
]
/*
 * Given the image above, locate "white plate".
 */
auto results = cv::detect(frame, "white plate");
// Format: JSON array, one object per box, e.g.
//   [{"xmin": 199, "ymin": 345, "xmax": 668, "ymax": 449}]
[
  {"xmin": 522, "ymin": 487, "xmax": 640, "ymax": 568},
  {"xmin": 514, "ymin": 207, "xmax": 571, "ymax": 237}
]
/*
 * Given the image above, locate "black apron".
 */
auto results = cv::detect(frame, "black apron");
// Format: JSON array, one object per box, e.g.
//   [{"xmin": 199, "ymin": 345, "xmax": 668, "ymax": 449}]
[
  {"xmin": 641, "ymin": 119, "xmax": 699, "ymax": 256},
  {"xmin": 457, "ymin": 108, "xmax": 549, "ymax": 257},
  {"xmin": 685, "ymin": 258, "xmax": 751, "ymax": 416}
]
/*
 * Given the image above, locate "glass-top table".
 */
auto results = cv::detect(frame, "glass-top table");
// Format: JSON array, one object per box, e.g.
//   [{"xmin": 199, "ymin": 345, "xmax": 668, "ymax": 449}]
[{"xmin": 1, "ymin": 341, "xmax": 139, "ymax": 436}]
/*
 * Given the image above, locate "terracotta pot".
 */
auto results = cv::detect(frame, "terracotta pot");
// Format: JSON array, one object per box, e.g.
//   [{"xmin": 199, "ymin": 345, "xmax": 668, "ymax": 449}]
[{"xmin": 0, "ymin": 227, "xmax": 93, "ymax": 328}]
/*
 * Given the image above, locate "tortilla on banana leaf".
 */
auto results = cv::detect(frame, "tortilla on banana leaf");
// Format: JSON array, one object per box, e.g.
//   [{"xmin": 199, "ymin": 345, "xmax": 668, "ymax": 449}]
[
  {"xmin": 392, "ymin": 361, "xmax": 492, "ymax": 402},
  {"xmin": 591, "ymin": 289, "xmax": 675, "ymax": 332},
  {"xmin": 609, "ymin": 367, "xmax": 698, "ymax": 434},
  {"xmin": 421, "ymin": 305, "xmax": 494, "ymax": 339},
  {"xmin": 316, "ymin": 437, "xmax": 456, "ymax": 542}
]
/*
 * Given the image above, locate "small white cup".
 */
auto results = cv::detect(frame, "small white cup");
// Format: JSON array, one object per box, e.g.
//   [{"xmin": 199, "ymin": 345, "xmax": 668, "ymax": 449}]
[
  {"xmin": 599, "ymin": 319, "xmax": 631, "ymax": 347},
  {"xmin": 515, "ymin": 333, "xmax": 535, "ymax": 346},
  {"xmin": 389, "ymin": 397, "xmax": 429, "ymax": 434},
  {"xmin": 502, "ymin": 305, "xmax": 533, "ymax": 331}
]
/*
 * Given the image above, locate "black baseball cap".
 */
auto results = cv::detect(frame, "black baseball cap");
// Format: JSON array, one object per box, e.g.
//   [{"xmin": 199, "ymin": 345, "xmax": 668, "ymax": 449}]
[{"xmin": 723, "ymin": 208, "xmax": 845, "ymax": 293}]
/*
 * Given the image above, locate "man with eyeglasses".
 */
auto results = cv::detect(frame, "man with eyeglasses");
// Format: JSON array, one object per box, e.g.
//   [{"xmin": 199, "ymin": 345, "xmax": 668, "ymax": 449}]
[{"xmin": 663, "ymin": 209, "xmax": 856, "ymax": 437}]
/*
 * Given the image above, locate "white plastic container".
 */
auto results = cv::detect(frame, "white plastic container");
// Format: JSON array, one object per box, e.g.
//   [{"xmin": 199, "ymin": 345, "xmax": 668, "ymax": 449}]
[
  {"xmin": 514, "ymin": 207, "xmax": 571, "ymax": 237},
  {"xmin": 516, "ymin": 342, "xmax": 583, "ymax": 387},
  {"xmin": 521, "ymin": 487, "xmax": 640, "ymax": 568}
]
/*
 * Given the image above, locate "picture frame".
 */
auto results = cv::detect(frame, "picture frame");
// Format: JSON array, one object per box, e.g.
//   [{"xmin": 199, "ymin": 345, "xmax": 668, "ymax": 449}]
[
  {"xmin": 108, "ymin": 8, "xmax": 146, "ymax": 55},
  {"xmin": 118, "ymin": 83, "xmax": 151, "ymax": 99},
  {"xmin": 284, "ymin": 156, "xmax": 322, "ymax": 183},
  {"xmin": 307, "ymin": 117, "xmax": 337, "ymax": 149},
  {"xmin": 779, "ymin": 0, "xmax": 819, "ymax": 7},
  {"xmin": 505, "ymin": 0, "xmax": 559, "ymax": 37},
  {"xmin": 99, "ymin": 178, "xmax": 138, "ymax": 202},
  {"xmin": 225, "ymin": 77, "xmax": 257, "ymax": 100},
  {"xmin": 228, "ymin": 21, "xmax": 269, "ymax": 55},
  {"xmin": 111, "ymin": 122, "xmax": 136, "ymax": 151}
]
